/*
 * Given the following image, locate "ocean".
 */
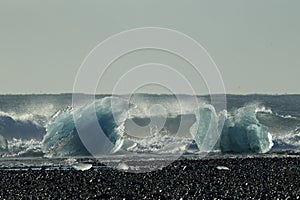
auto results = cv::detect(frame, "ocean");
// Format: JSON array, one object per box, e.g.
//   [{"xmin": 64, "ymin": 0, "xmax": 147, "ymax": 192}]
[{"xmin": 0, "ymin": 94, "xmax": 299, "ymax": 171}]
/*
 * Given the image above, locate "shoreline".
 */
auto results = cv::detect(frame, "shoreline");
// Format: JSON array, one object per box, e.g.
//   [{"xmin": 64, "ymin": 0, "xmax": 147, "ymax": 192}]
[{"xmin": 0, "ymin": 157, "xmax": 299, "ymax": 199}]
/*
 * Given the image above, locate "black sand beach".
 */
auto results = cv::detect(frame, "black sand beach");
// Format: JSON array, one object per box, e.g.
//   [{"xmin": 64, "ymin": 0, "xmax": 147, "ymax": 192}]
[{"xmin": 0, "ymin": 157, "xmax": 299, "ymax": 199}]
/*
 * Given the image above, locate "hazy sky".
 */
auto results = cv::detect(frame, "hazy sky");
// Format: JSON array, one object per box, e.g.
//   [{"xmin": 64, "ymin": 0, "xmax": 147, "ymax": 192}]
[{"xmin": 0, "ymin": 0, "xmax": 299, "ymax": 94}]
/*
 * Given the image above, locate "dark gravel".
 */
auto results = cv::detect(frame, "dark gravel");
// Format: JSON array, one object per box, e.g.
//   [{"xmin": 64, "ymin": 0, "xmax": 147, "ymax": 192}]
[{"xmin": 0, "ymin": 157, "xmax": 300, "ymax": 199}]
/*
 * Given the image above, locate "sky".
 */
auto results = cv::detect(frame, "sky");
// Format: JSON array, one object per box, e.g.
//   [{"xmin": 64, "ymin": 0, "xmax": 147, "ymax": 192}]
[{"xmin": 0, "ymin": 0, "xmax": 299, "ymax": 94}]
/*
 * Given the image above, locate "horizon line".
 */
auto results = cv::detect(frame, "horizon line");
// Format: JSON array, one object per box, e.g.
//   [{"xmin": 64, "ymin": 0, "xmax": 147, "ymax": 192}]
[{"xmin": 0, "ymin": 92, "xmax": 299, "ymax": 96}]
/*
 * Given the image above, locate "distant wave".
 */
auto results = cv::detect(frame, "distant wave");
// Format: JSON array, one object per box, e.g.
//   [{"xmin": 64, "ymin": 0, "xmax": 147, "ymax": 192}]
[{"xmin": 0, "ymin": 111, "xmax": 46, "ymax": 140}]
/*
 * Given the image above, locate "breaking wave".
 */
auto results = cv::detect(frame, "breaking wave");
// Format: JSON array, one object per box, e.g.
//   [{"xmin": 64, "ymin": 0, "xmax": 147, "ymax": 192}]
[
  {"xmin": 0, "ymin": 111, "xmax": 46, "ymax": 140},
  {"xmin": 41, "ymin": 98, "xmax": 276, "ymax": 157},
  {"xmin": 0, "ymin": 94, "xmax": 300, "ymax": 157}
]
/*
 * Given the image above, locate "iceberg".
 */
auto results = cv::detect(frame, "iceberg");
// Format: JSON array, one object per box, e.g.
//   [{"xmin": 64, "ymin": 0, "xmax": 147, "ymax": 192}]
[
  {"xmin": 220, "ymin": 106, "xmax": 273, "ymax": 153},
  {"xmin": 190, "ymin": 105, "xmax": 220, "ymax": 152},
  {"xmin": 42, "ymin": 97, "xmax": 131, "ymax": 157},
  {"xmin": 191, "ymin": 105, "xmax": 273, "ymax": 154}
]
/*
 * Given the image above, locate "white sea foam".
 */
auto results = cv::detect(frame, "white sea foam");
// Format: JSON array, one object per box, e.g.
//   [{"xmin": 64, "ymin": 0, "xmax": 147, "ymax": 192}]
[{"xmin": 6, "ymin": 138, "xmax": 42, "ymax": 157}]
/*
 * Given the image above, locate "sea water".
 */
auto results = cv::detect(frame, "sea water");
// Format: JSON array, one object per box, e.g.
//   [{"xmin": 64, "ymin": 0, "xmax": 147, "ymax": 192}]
[{"xmin": 0, "ymin": 94, "xmax": 299, "ymax": 170}]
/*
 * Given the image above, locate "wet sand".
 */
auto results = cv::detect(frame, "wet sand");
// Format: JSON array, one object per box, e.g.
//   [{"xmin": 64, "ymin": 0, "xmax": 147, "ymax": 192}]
[{"xmin": 0, "ymin": 157, "xmax": 299, "ymax": 199}]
